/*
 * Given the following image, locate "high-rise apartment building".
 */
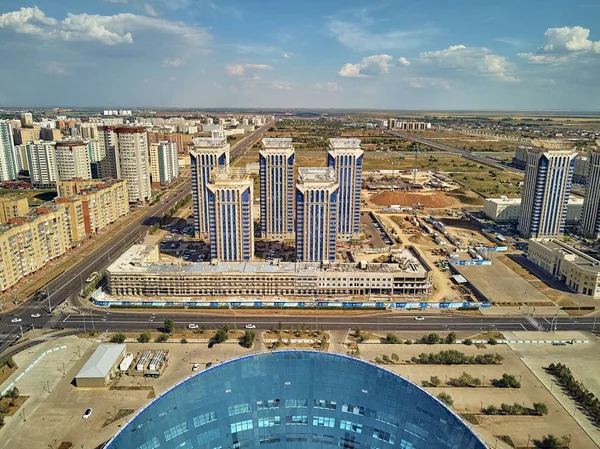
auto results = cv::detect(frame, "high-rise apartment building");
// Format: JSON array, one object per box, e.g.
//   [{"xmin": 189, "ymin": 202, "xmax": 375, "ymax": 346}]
[
  {"xmin": 115, "ymin": 127, "xmax": 151, "ymax": 203},
  {"xmin": 295, "ymin": 167, "xmax": 339, "ymax": 262},
  {"xmin": 55, "ymin": 140, "xmax": 92, "ymax": 181},
  {"xmin": 327, "ymin": 138, "xmax": 363, "ymax": 239},
  {"xmin": 0, "ymin": 120, "xmax": 18, "ymax": 181},
  {"xmin": 40, "ymin": 128, "xmax": 62, "ymax": 142},
  {"xmin": 581, "ymin": 147, "xmax": 600, "ymax": 239},
  {"xmin": 190, "ymin": 137, "xmax": 230, "ymax": 236},
  {"xmin": 150, "ymin": 141, "xmax": 179, "ymax": 186},
  {"xmin": 259, "ymin": 138, "xmax": 295, "ymax": 240},
  {"xmin": 13, "ymin": 126, "xmax": 40, "ymax": 145},
  {"xmin": 20, "ymin": 112, "xmax": 33, "ymax": 126},
  {"xmin": 97, "ymin": 126, "xmax": 119, "ymax": 178},
  {"xmin": 0, "ymin": 197, "xmax": 28, "ymax": 223},
  {"xmin": 518, "ymin": 144, "xmax": 577, "ymax": 239},
  {"xmin": 26, "ymin": 141, "xmax": 58, "ymax": 187},
  {"xmin": 207, "ymin": 169, "xmax": 254, "ymax": 262}
]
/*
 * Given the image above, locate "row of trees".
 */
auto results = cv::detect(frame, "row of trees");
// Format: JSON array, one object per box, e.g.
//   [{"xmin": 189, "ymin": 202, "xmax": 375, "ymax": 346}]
[
  {"xmin": 546, "ymin": 362, "xmax": 600, "ymax": 424},
  {"xmin": 422, "ymin": 372, "xmax": 520, "ymax": 388},
  {"xmin": 482, "ymin": 402, "xmax": 548, "ymax": 416},
  {"xmin": 411, "ymin": 350, "xmax": 503, "ymax": 365}
]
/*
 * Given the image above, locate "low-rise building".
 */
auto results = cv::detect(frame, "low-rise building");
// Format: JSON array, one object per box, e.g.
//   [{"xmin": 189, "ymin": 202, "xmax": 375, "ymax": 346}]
[
  {"xmin": 527, "ymin": 239, "xmax": 600, "ymax": 298},
  {"xmin": 484, "ymin": 196, "xmax": 583, "ymax": 224},
  {"xmin": 0, "ymin": 197, "xmax": 28, "ymax": 224},
  {"xmin": 74, "ymin": 344, "xmax": 126, "ymax": 388},
  {"xmin": 106, "ymin": 245, "xmax": 432, "ymax": 298}
]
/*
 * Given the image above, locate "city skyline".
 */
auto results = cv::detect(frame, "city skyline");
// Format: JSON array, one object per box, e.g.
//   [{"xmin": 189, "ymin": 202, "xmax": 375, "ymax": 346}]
[{"xmin": 0, "ymin": 1, "xmax": 599, "ymax": 110}]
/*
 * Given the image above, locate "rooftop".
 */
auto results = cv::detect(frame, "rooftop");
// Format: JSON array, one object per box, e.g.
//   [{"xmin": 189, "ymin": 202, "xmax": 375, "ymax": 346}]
[
  {"xmin": 535, "ymin": 239, "xmax": 600, "ymax": 273},
  {"xmin": 210, "ymin": 168, "xmax": 250, "ymax": 182},
  {"xmin": 298, "ymin": 167, "xmax": 337, "ymax": 182},
  {"xmin": 262, "ymin": 137, "xmax": 292, "ymax": 148},
  {"xmin": 75, "ymin": 344, "xmax": 125, "ymax": 379},
  {"xmin": 192, "ymin": 137, "xmax": 228, "ymax": 148},
  {"xmin": 329, "ymin": 137, "xmax": 361, "ymax": 149},
  {"xmin": 487, "ymin": 196, "xmax": 584, "ymax": 205}
]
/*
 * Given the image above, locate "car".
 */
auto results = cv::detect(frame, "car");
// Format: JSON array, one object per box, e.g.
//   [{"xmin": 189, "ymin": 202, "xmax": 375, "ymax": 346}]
[
  {"xmin": 192, "ymin": 363, "xmax": 200, "ymax": 372},
  {"xmin": 82, "ymin": 408, "xmax": 93, "ymax": 419},
  {"xmin": 414, "ymin": 316, "xmax": 425, "ymax": 321},
  {"xmin": 30, "ymin": 313, "xmax": 41, "ymax": 318},
  {"xmin": 188, "ymin": 324, "xmax": 199, "ymax": 329},
  {"xmin": 11, "ymin": 318, "xmax": 22, "ymax": 323},
  {"xmin": 85, "ymin": 272, "xmax": 98, "ymax": 283},
  {"xmin": 205, "ymin": 362, "xmax": 213, "ymax": 368},
  {"xmin": 245, "ymin": 324, "xmax": 256, "ymax": 329}
]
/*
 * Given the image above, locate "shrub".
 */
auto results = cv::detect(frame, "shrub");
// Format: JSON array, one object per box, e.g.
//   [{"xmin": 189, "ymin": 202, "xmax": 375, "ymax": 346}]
[
  {"xmin": 445, "ymin": 332, "xmax": 457, "ymax": 344},
  {"xmin": 536, "ymin": 435, "xmax": 562, "ymax": 449},
  {"xmin": 5, "ymin": 358, "xmax": 15, "ymax": 369},
  {"xmin": 429, "ymin": 376, "xmax": 441, "ymax": 387},
  {"xmin": 0, "ymin": 414, "xmax": 4, "ymax": 426},
  {"xmin": 163, "ymin": 319, "xmax": 174, "ymax": 333},
  {"xmin": 482, "ymin": 405, "xmax": 498, "ymax": 415},
  {"xmin": 391, "ymin": 353, "xmax": 399, "ymax": 362},
  {"xmin": 437, "ymin": 392, "xmax": 454, "ymax": 407},
  {"xmin": 138, "ymin": 331, "xmax": 151, "ymax": 343},
  {"xmin": 420, "ymin": 333, "xmax": 441, "ymax": 345},
  {"xmin": 488, "ymin": 338, "xmax": 498, "ymax": 345},
  {"xmin": 110, "ymin": 332, "xmax": 126, "ymax": 344},
  {"xmin": 534, "ymin": 402, "xmax": 549, "ymax": 416},
  {"xmin": 382, "ymin": 355, "xmax": 391, "ymax": 364},
  {"xmin": 463, "ymin": 338, "xmax": 473, "ymax": 346},
  {"xmin": 448, "ymin": 372, "xmax": 481, "ymax": 387},
  {"xmin": 241, "ymin": 331, "xmax": 255, "ymax": 348},
  {"xmin": 411, "ymin": 350, "xmax": 503, "ymax": 365},
  {"xmin": 494, "ymin": 373, "xmax": 521, "ymax": 388},
  {"xmin": 155, "ymin": 333, "xmax": 169, "ymax": 343},
  {"xmin": 180, "ymin": 338, "xmax": 188, "ymax": 344},
  {"xmin": 383, "ymin": 333, "xmax": 401, "ymax": 344},
  {"xmin": 214, "ymin": 327, "xmax": 228, "ymax": 344}
]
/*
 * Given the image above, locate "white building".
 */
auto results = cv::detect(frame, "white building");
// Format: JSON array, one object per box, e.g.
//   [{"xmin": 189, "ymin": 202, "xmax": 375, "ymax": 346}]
[
  {"xmin": 150, "ymin": 141, "xmax": 179, "ymax": 186},
  {"xmin": 26, "ymin": 141, "xmax": 58, "ymax": 187},
  {"xmin": 190, "ymin": 137, "xmax": 230, "ymax": 236},
  {"xmin": 518, "ymin": 143, "xmax": 577, "ymax": 238},
  {"xmin": 259, "ymin": 138, "xmax": 295, "ymax": 240},
  {"xmin": 0, "ymin": 121, "xmax": 18, "ymax": 181},
  {"xmin": 115, "ymin": 127, "xmax": 151, "ymax": 203},
  {"xmin": 55, "ymin": 140, "xmax": 92, "ymax": 181},
  {"xmin": 484, "ymin": 196, "xmax": 583, "ymax": 224},
  {"xmin": 581, "ymin": 148, "xmax": 600, "ymax": 239}
]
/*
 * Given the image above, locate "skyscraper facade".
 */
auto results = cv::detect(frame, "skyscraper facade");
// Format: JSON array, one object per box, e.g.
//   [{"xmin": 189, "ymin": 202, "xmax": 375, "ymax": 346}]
[
  {"xmin": 327, "ymin": 138, "xmax": 363, "ymax": 239},
  {"xmin": 115, "ymin": 127, "xmax": 151, "ymax": 203},
  {"xmin": 26, "ymin": 141, "xmax": 58, "ymax": 188},
  {"xmin": 0, "ymin": 121, "xmax": 18, "ymax": 181},
  {"xmin": 190, "ymin": 137, "xmax": 230, "ymax": 236},
  {"xmin": 55, "ymin": 140, "xmax": 92, "ymax": 181},
  {"xmin": 581, "ymin": 147, "xmax": 600, "ymax": 239},
  {"xmin": 150, "ymin": 141, "xmax": 179, "ymax": 186},
  {"xmin": 518, "ymin": 145, "xmax": 577, "ymax": 239},
  {"xmin": 259, "ymin": 138, "xmax": 295, "ymax": 240},
  {"xmin": 207, "ymin": 169, "xmax": 254, "ymax": 262},
  {"xmin": 97, "ymin": 125, "xmax": 119, "ymax": 179},
  {"xmin": 296, "ymin": 167, "xmax": 339, "ymax": 262}
]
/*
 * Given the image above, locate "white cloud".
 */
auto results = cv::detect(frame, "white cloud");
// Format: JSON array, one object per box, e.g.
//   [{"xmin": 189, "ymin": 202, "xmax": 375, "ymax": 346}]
[
  {"xmin": 315, "ymin": 82, "xmax": 342, "ymax": 92},
  {"xmin": 409, "ymin": 77, "xmax": 450, "ymax": 89},
  {"xmin": 0, "ymin": 6, "xmax": 211, "ymax": 47},
  {"xmin": 517, "ymin": 53, "xmax": 570, "ymax": 65},
  {"xmin": 282, "ymin": 52, "xmax": 291, "ymax": 59},
  {"xmin": 169, "ymin": 76, "xmax": 177, "ymax": 82},
  {"xmin": 42, "ymin": 61, "xmax": 68, "ymax": 76},
  {"xmin": 519, "ymin": 26, "xmax": 600, "ymax": 65},
  {"xmin": 338, "ymin": 54, "xmax": 393, "ymax": 78},
  {"xmin": 268, "ymin": 81, "xmax": 292, "ymax": 90},
  {"xmin": 164, "ymin": 57, "xmax": 182, "ymax": 67},
  {"xmin": 419, "ymin": 45, "xmax": 518, "ymax": 82},
  {"xmin": 328, "ymin": 19, "xmax": 432, "ymax": 52},
  {"xmin": 143, "ymin": 4, "xmax": 160, "ymax": 17},
  {"xmin": 225, "ymin": 63, "xmax": 273, "ymax": 79},
  {"xmin": 398, "ymin": 57, "xmax": 411, "ymax": 66}
]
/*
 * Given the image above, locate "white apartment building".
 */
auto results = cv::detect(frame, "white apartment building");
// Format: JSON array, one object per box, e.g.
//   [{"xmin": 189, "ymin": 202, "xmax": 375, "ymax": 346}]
[
  {"xmin": 150, "ymin": 141, "xmax": 179, "ymax": 186},
  {"xmin": 484, "ymin": 196, "xmax": 584, "ymax": 224},
  {"xmin": 0, "ymin": 120, "xmax": 18, "ymax": 181},
  {"xmin": 115, "ymin": 127, "xmax": 151, "ymax": 203},
  {"xmin": 26, "ymin": 141, "xmax": 58, "ymax": 187},
  {"xmin": 55, "ymin": 140, "xmax": 92, "ymax": 181}
]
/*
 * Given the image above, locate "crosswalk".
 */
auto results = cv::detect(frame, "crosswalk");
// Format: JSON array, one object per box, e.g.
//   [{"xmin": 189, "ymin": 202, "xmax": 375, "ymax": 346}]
[
  {"xmin": 525, "ymin": 316, "xmax": 545, "ymax": 331},
  {"xmin": 43, "ymin": 314, "xmax": 63, "ymax": 329},
  {"xmin": 0, "ymin": 332, "xmax": 19, "ymax": 342}
]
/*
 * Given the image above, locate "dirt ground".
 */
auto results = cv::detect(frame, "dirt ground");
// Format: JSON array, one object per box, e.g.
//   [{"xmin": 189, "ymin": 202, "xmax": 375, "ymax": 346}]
[{"xmin": 370, "ymin": 191, "xmax": 461, "ymax": 208}]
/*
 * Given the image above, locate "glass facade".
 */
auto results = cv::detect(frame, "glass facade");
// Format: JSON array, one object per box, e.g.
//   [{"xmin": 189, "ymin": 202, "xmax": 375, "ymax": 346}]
[{"xmin": 105, "ymin": 351, "xmax": 486, "ymax": 449}]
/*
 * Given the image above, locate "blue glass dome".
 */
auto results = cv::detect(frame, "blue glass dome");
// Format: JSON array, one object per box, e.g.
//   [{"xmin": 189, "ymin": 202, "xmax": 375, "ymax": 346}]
[{"xmin": 105, "ymin": 351, "xmax": 486, "ymax": 449}]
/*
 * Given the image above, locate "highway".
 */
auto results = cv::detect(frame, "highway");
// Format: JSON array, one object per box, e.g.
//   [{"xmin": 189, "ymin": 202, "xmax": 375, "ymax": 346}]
[{"xmin": 0, "ymin": 122, "xmax": 275, "ymax": 354}]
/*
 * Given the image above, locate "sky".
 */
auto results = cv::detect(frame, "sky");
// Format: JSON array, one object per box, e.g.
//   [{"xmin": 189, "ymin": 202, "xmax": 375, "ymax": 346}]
[{"xmin": 0, "ymin": 0, "xmax": 599, "ymax": 110}]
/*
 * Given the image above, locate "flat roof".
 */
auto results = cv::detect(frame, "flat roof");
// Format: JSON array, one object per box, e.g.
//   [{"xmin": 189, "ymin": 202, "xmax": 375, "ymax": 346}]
[
  {"xmin": 486, "ymin": 197, "xmax": 584, "ymax": 205},
  {"xmin": 192, "ymin": 137, "xmax": 228, "ymax": 147},
  {"xmin": 262, "ymin": 137, "xmax": 292, "ymax": 148},
  {"xmin": 76, "ymin": 344, "xmax": 125, "ymax": 379},
  {"xmin": 534, "ymin": 239, "xmax": 600, "ymax": 272},
  {"xmin": 298, "ymin": 167, "xmax": 336, "ymax": 182},
  {"xmin": 329, "ymin": 138, "xmax": 361, "ymax": 149}
]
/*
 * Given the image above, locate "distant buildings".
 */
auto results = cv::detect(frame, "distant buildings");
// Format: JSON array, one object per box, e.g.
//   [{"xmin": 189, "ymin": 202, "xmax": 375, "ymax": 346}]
[
  {"xmin": 485, "ymin": 196, "xmax": 583, "ymax": 224},
  {"xmin": 0, "ymin": 197, "xmax": 28, "ymax": 223},
  {"xmin": 190, "ymin": 137, "xmax": 230, "ymax": 236},
  {"xmin": 0, "ymin": 121, "xmax": 18, "ymax": 181},
  {"xmin": 55, "ymin": 140, "xmax": 92, "ymax": 181},
  {"xmin": 581, "ymin": 148, "xmax": 600, "ymax": 239},
  {"xmin": 20, "ymin": 112, "xmax": 33, "ymax": 126},
  {"xmin": 207, "ymin": 169, "xmax": 254, "ymax": 262},
  {"xmin": 115, "ymin": 127, "xmax": 151, "ymax": 203},
  {"xmin": 259, "ymin": 138, "xmax": 295, "ymax": 240},
  {"xmin": 149, "ymin": 141, "xmax": 179, "ymax": 187},
  {"xmin": 327, "ymin": 138, "xmax": 363, "ymax": 239},
  {"xmin": 295, "ymin": 167, "xmax": 339, "ymax": 262},
  {"xmin": 26, "ymin": 141, "xmax": 58, "ymax": 188},
  {"xmin": 518, "ymin": 144, "xmax": 577, "ymax": 239},
  {"xmin": 388, "ymin": 120, "xmax": 431, "ymax": 130},
  {"xmin": 97, "ymin": 126, "xmax": 119, "ymax": 179}
]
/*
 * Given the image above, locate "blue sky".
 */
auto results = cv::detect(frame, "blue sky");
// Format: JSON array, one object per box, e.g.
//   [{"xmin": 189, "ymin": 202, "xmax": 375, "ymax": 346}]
[{"xmin": 0, "ymin": 0, "xmax": 599, "ymax": 109}]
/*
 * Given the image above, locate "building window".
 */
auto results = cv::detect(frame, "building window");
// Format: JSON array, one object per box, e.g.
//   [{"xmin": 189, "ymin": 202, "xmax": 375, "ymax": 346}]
[
  {"xmin": 340, "ymin": 420, "xmax": 362, "ymax": 433},
  {"xmin": 228, "ymin": 403, "xmax": 251, "ymax": 416},
  {"xmin": 285, "ymin": 399, "xmax": 308, "ymax": 408},
  {"xmin": 341, "ymin": 403, "xmax": 365, "ymax": 416},
  {"xmin": 258, "ymin": 416, "xmax": 281, "ymax": 427},
  {"xmin": 137, "ymin": 437, "xmax": 160, "ymax": 449},
  {"xmin": 197, "ymin": 428, "xmax": 220, "ymax": 444},
  {"xmin": 164, "ymin": 422, "xmax": 187, "ymax": 441},
  {"xmin": 313, "ymin": 416, "xmax": 335, "ymax": 427},
  {"xmin": 193, "ymin": 411, "xmax": 216, "ymax": 427},
  {"xmin": 285, "ymin": 415, "xmax": 308, "ymax": 425},
  {"xmin": 230, "ymin": 419, "xmax": 253, "ymax": 433},
  {"xmin": 314, "ymin": 399, "xmax": 337, "ymax": 410},
  {"xmin": 257, "ymin": 399, "xmax": 280, "ymax": 410}
]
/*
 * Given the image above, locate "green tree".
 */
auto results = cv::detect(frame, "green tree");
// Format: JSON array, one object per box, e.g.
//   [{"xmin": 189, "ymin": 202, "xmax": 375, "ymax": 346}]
[
  {"xmin": 383, "ymin": 333, "xmax": 401, "ymax": 344},
  {"xmin": 110, "ymin": 332, "xmax": 126, "ymax": 344},
  {"xmin": 242, "ymin": 331, "xmax": 256, "ymax": 348},
  {"xmin": 163, "ymin": 319, "xmax": 174, "ymax": 334},
  {"xmin": 495, "ymin": 373, "xmax": 521, "ymax": 388},
  {"xmin": 445, "ymin": 332, "xmax": 457, "ymax": 344},
  {"xmin": 463, "ymin": 338, "xmax": 473, "ymax": 346},
  {"xmin": 214, "ymin": 327, "xmax": 229, "ymax": 344},
  {"xmin": 534, "ymin": 402, "xmax": 549, "ymax": 416},
  {"xmin": 482, "ymin": 405, "xmax": 498, "ymax": 415},
  {"xmin": 437, "ymin": 392, "xmax": 454, "ymax": 407},
  {"xmin": 8, "ymin": 386, "xmax": 19, "ymax": 399},
  {"xmin": 391, "ymin": 353, "xmax": 399, "ymax": 362},
  {"xmin": 537, "ymin": 435, "xmax": 561, "ymax": 449},
  {"xmin": 421, "ymin": 333, "xmax": 441, "ymax": 345},
  {"xmin": 278, "ymin": 321, "xmax": 283, "ymax": 335},
  {"xmin": 139, "ymin": 331, "xmax": 151, "ymax": 343},
  {"xmin": 180, "ymin": 338, "xmax": 188, "ymax": 344},
  {"xmin": 429, "ymin": 376, "xmax": 441, "ymax": 387},
  {"xmin": 155, "ymin": 333, "xmax": 169, "ymax": 343},
  {"xmin": 0, "ymin": 414, "xmax": 4, "ymax": 426},
  {"xmin": 448, "ymin": 372, "xmax": 481, "ymax": 387}
]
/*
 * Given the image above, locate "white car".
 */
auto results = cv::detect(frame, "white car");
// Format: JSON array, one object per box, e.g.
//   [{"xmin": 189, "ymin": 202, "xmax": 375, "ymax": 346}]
[
  {"xmin": 192, "ymin": 364, "xmax": 200, "ymax": 372},
  {"xmin": 245, "ymin": 324, "xmax": 256, "ymax": 329},
  {"xmin": 10, "ymin": 318, "xmax": 22, "ymax": 323},
  {"xmin": 188, "ymin": 324, "xmax": 199, "ymax": 329},
  {"xmin": 82, "ymin": 408, "xmax": 93, "ymax": 419},
  {"xmin": 414, "ymin": 316, "xmax": 425, "ymax": 321},
  {"xmin": 31, "ymin": 313, "xmax": 41, "ymax": 318}
]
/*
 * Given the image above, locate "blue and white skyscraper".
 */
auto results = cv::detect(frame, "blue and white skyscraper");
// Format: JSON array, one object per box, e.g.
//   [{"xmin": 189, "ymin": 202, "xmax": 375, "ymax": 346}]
[
  {"xmin": 0, "ymin": 120, "xmax": 18, "ymax": 181},
  {"xmin": 296, "ymin": 167, "xmax": 339, "ymax": 262},
  {"xmin": 207, "ymin": 168, "xmax": 254, "ymax": 262},
  {"xmin": 581, "ymin": 147, "xmax": 600, "ymax": 239},
  {"xmin": 259, "ymin": 138, "xmax": 295, "ymax": 240},
  {"xmin": 190, "ymin": 137, "xmax": 230, "ymax": 237},
  {"xmin": 519, "ymin": 143, "xmax": 577, "ymax": 239},
  {"xmin": 327, "ymin": 138, "xmax": 363, "ymax": 239}
]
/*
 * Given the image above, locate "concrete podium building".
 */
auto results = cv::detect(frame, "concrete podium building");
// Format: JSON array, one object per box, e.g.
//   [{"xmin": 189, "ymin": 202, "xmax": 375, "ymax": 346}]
[{"xmin": 75, "ymin": 344, "xmax": 126, "ymax": 388}]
